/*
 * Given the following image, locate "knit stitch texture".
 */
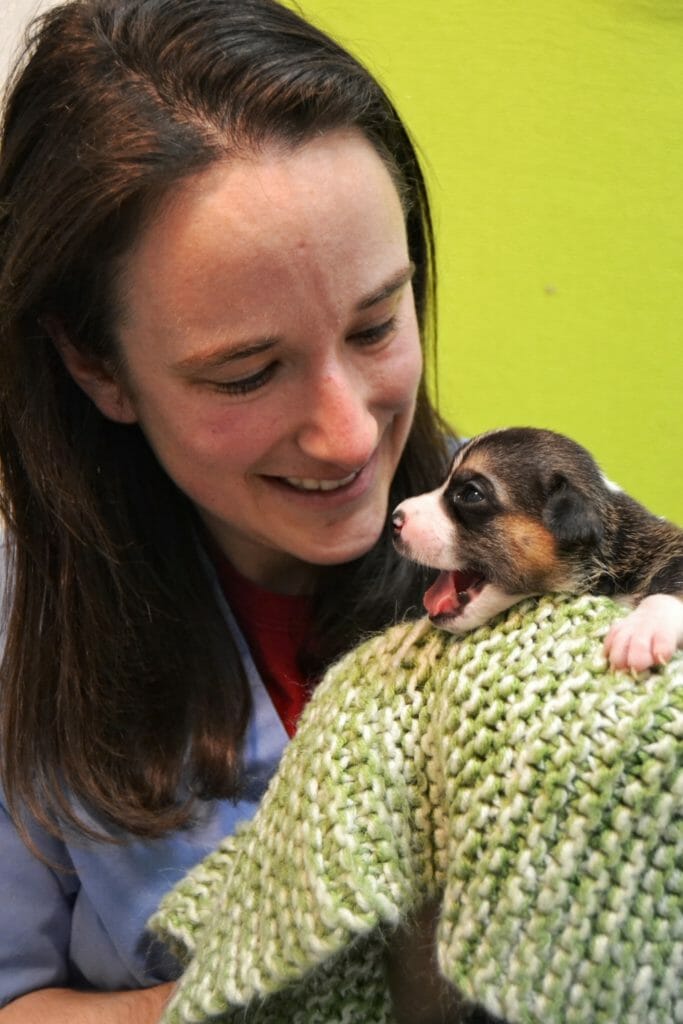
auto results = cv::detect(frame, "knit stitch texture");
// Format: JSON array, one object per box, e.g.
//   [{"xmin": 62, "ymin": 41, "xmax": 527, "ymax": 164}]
[{"xmin": 150, "ymin": 594, "xmax": 683, "ymax": 1024}]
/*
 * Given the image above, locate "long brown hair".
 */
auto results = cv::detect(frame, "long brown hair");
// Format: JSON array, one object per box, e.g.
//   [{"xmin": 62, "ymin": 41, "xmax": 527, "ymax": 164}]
[{"xmin": 0, "ymin": 0, "xmax": 451, "ymax": 843}]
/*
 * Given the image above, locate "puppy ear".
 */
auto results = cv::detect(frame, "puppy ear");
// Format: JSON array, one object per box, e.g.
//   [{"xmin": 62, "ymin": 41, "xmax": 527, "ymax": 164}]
[{"xmin": 542, "ymin": 474, "xmax": 603, "ymax": 548}]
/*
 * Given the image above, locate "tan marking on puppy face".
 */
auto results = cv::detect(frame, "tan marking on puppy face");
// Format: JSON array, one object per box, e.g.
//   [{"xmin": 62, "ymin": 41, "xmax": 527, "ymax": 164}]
[{"xmin": 503, "ymin": 513, "xmax": 561, "ymax": 585}]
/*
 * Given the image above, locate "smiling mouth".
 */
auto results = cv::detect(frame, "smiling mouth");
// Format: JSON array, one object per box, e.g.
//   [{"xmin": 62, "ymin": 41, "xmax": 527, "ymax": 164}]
[
  {"xmin": 281, "ymin": 471, "xmax": 360, "ymax": 493},
  {"xmin": 423, "ymin": 568, "xmax": 488, "ymax": 620}
]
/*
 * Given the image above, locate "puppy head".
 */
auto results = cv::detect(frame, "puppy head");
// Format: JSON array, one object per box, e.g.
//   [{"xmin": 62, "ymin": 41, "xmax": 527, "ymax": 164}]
[{"xmin": 392, "ymin": 427, "xmax": 610, "ymax": 632}]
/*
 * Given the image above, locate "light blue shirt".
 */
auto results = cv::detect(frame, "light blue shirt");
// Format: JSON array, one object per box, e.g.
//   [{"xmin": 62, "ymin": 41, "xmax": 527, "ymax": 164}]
[{"xmin": 0, "ymin": 598, "xmax": 289, "ymax": 1003}]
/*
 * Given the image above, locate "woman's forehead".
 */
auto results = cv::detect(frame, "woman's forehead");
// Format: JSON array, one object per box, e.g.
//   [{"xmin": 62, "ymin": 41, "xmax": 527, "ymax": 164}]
[
  {"xmin": 113, "ymin": 130, "xmax": 411, "ymax": 352},
  {"xmin": 115, "ymin": 130, "xmax": 409, "ymax": 332}
]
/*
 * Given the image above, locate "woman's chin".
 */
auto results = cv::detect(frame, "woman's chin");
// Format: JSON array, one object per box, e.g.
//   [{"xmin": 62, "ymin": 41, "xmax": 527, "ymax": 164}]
[{"xmin": 301, "ymin": 517, "xmax": 387, "ymax": 569}]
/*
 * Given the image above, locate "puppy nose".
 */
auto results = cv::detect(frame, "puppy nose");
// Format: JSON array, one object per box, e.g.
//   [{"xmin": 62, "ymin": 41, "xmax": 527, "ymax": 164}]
[{"xmin": 391, "ymin": 508, "xmax": 405, "ymax": 535}]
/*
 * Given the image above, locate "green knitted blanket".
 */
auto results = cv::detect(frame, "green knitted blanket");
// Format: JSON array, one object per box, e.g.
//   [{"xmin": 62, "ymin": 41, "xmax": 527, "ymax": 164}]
[{"xmin": 150, "ymin": 594, "xmax": 683, "ymax": 1024}]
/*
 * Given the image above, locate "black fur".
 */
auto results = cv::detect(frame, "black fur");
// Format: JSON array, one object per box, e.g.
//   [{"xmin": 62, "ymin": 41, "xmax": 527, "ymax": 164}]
[{"xmin": 451, "ymin": 428, "xmax": 683, "ymax": 601}]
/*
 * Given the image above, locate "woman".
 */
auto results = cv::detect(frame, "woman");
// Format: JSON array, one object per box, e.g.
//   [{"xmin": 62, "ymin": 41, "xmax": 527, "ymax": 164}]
[{"xmin": 0, "ymin": 0, "xmax": 453, "ymax": 1018}]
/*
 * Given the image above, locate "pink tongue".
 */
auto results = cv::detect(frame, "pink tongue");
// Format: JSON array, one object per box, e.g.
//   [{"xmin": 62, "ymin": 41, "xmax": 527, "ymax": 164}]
[{"xmin": 423, "ymin": 570, "xmax": 480, "ymax": 617}]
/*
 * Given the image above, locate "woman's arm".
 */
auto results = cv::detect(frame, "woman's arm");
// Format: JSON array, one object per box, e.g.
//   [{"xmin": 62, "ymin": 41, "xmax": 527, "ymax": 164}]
[{"xmin": 0, "ymin": 982, "xmax": 175, "ymax": 1023}]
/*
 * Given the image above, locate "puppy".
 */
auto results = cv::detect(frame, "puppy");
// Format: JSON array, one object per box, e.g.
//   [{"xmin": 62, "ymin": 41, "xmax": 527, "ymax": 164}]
[{"xmin": 392, "ymin": 427, "xmax": 683, "ymax": 672}]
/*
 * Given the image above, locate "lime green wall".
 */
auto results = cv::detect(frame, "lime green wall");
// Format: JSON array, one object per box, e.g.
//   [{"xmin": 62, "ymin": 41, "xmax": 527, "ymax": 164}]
[{"xmin": 296, "ymin": 0, "xmax": 682, "ymax": 522}]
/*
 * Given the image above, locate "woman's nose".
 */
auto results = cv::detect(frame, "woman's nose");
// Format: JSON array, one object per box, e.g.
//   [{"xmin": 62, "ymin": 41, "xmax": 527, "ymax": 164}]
[{"xmin": 296, "ymin": 368, "xmax": 378, "ymax": 466}]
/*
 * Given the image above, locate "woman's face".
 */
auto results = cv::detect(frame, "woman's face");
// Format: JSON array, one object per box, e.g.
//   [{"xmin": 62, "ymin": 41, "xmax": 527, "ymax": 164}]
[{"xmin": 91, "ymin": 130, "xmax": 423, "ymax": 591}]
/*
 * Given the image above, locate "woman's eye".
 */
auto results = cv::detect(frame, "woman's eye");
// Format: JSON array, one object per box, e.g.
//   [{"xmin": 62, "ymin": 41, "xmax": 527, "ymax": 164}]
[
  {"xmin": 455, "ymin": 483, "xmax": 485, "ymax": 504},
  {"xmin": 351, "ymin": 315, "xmax": 397, "ymax": 346},
  {"xmin": 210, "ymin": 363, "xmax": 277, "ymax": 395}
]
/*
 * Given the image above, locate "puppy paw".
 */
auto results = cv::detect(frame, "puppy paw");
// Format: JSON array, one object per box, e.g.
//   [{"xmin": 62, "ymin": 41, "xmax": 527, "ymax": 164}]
[{"xmin": 605, "ymin": 594, "xmax": 683, "ymax": 673}]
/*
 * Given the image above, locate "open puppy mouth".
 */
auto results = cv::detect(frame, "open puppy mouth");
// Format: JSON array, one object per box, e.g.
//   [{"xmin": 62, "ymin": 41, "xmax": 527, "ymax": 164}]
[{"xmin": 423, "ymin": 568, "xmax": 488, "ymax": 621}]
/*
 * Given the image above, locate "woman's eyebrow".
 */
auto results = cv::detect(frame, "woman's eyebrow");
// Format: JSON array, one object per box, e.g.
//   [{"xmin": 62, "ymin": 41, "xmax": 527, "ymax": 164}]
[
  {"xmin": 172, "ymin": 339, "xmax": 277, "ymax": 374},
  {"xmin": 172, "ymin": 263, "xmax": 416, "ymax": 374},
  {"xmin": 356, "ymin": 262, "xmax": 415, "ymax": 310}
]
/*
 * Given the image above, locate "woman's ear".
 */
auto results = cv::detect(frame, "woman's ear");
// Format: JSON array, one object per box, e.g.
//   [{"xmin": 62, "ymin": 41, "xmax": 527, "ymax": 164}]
[{"xmin": 41, "ymin": 316, "xmax": 138, "ymax": 425}]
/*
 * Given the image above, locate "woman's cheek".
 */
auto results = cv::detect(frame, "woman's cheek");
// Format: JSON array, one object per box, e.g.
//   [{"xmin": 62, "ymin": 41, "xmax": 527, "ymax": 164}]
[{"xmin": 384, "ymin": 330, "xmax": 423, "ymax": 410}]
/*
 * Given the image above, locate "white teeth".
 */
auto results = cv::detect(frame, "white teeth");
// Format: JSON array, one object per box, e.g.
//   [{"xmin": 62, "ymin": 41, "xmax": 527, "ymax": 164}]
[{"xmin": 285, "ymin": 471, "xmax": 358, "ymax": 492}]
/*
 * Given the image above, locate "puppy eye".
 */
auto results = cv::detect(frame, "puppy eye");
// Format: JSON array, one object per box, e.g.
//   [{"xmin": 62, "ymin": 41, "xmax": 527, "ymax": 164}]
[{"xmin": 455, "ymin": 483, "xmax": 486, "ymax": 504}]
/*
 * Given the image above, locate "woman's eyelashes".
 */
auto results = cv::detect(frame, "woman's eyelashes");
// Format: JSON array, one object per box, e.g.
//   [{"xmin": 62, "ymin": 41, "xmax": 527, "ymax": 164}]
[
  {"xmin": 350, "ymin": 314, "xmax": 398, "ymax": 347},
  {"xmin": 210, "ymin": 362, "xmax": 279, "ymax": 395},
  {"xmin": 206, "ymin": 315, "xmax": 400, "ymax": 396}
]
